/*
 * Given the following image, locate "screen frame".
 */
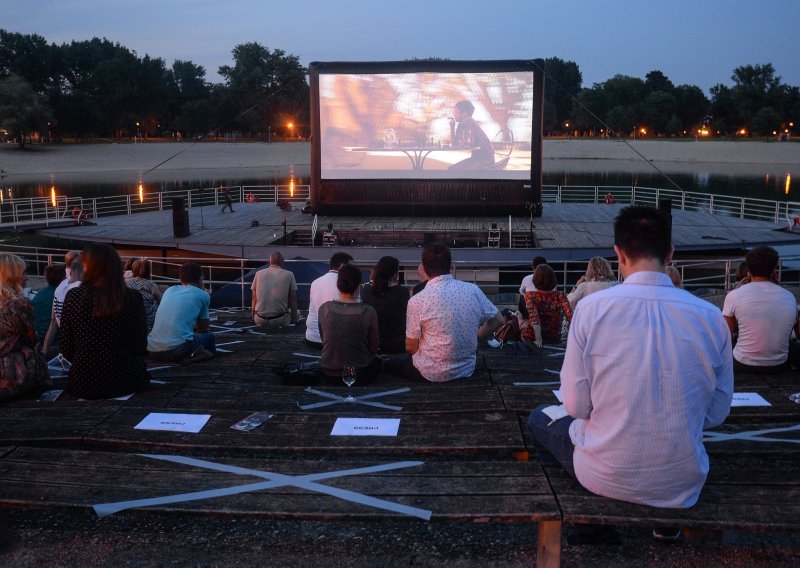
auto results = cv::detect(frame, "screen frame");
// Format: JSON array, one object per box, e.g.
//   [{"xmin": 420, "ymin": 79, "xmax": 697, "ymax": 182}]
[{"xmin": 309, "ymin": 59, "xmax": 544, "ymax": 214}]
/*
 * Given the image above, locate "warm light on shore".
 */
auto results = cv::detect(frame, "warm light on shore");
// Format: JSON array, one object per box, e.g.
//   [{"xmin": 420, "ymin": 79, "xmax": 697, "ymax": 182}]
[
  {"xmin": 787, "ymin": 174, "xmax": 793, "ymax": 195},
  {"xmin": 50, "ymin": 185, "xmax": 56, "ymax": 207},
  {"xmin": 138, "ymin": 181, "xmax": 144, "ymax": 204}
]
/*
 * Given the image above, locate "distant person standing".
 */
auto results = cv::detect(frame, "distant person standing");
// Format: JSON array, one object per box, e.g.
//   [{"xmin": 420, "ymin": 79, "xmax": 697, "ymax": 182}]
[
  {"xmin": 220, "ymin": 187, "xmax": 235, "ymax": 213},
  {"xmin": 305, "ymin": 252, "xmax": 353, "ymax": 347},
  {"xmin": 251, "ymin": 251, "xmax": 299, "ymax": 328},
  {"xmin": 448, "ymin": 100, "xmax": 494, "ymax": 170}
]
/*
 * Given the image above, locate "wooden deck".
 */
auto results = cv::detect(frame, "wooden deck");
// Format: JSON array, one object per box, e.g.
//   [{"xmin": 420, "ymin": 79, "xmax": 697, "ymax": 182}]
[
  {"xmin": 29, "ymin": 202, "xmax": 800, "ymax": 261},
  {"xmin": 1, "ymin": 309, "xmax": 799, "ymax": 566}
]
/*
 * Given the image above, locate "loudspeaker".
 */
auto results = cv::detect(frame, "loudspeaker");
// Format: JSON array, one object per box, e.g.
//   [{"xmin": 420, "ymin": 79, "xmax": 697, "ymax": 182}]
[{"xmin": 172, "ymin": 197, "xmax": 190, "ymax": 238}]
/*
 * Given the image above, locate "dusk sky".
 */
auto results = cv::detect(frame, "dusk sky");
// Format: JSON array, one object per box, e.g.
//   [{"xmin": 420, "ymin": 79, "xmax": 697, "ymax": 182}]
[{"xmin": 5, "ymin": 0, "xmax": 799, "ymax": 93}]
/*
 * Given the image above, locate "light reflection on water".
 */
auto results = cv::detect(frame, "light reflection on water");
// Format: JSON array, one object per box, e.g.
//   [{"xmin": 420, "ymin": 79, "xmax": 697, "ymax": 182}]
[{"xmin": 0, "ymin": 170, "xmax": 796, "ymax": 202}]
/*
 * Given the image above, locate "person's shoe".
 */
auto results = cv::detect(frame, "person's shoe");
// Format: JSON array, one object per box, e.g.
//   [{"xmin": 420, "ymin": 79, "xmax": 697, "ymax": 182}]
[
  {"xmin": 567, "ymin": 524, "xmax": 621, "ymax": 546},
  {"xmin": 487, "ymin": 338, "xmax": 502, "ymax": 348},
  {"xmin": 652, "ymin": 527, "xmax": 681, "ymax": 541},
  {"xmin": 184, "ymin": 346, "xmax": 214, "ymax": 364}
]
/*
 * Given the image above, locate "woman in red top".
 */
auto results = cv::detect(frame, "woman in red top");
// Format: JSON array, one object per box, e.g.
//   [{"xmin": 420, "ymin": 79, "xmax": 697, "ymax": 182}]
[{"xmin": 523, "ymin": 264, "xmax": 572, "ymax": 347}]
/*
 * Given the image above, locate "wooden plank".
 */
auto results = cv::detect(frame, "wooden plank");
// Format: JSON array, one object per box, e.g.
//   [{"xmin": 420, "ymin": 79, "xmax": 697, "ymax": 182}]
[{"xmin": 0, "ymin": 406, "xmax": 119, "ymax": 445}]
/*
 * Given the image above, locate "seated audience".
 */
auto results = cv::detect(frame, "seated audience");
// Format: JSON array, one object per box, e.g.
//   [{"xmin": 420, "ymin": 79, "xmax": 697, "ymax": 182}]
[
  {"xmin": 523, "ymin": 264, "xmax": 573, "ymax": 347},
  {"xmin": 60, "ymin": 244, "xmax": 150, "ymax": 399},
  {"xmin": 385, "ymin": 243, "xmax": 503, "ymax": 382},
  {"xmin": 306, "ymin": 252, "xmax": 353, "ymax": 347},
  {"xmin": 148, "ymin": 262, "xmax": 216, "ymax": 362},
  {"xmin": 732, "ymin": 260, "xmax": 749, "ymax": 290},
  {"xmin": 722, "ymin": 246, "xmax": 799, "ymax": 373},
  {"xmin": 665, "ymin": 265, "xmax": 683, "ymax": 288},
  {"xmin": 123, "ymin": 257, "xmax": 138, "ymax": 282},
  {"xmin": 527, "ymin": 205, "xmax": 732, "ymax": 543},
  {"xmin": 251, "ymin": 251, "xmax": 298, "ymax": 328},
  {"xmin": 0, "ymin": 253, "xmax": 50, "ymax": 402},
  {"xmin": 318, "ymin": 264, "xmax": 382, "ymax": 383},
  {"xmin": 518, "ymin": 255, "xmax": 547, "ymax": 320},
  {"xmin": 126, "ymin": 259, "xmax": 162, "ymax": 333},
  {"xmin": 31, "ymin": 263, "xmax": 66, "ymax": 340},
  {"xmin": 411, "ymin": 262, "xmax": 429, "ymax": 296},
  {"xmin": 567, "ymin": 257, "xmax": 617, "ymax": 309},
  {"xmin": 42, "ymin": 250, "xmax": 82, "ymax": 356},
  {"xmin": 361, "ymin": 256, "xmax": 410, "ymax": 354}
]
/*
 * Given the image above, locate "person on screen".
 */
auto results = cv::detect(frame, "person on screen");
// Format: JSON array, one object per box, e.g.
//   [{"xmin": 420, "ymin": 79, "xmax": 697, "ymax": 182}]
[{"xmin": 448, "ymin": 100, "xmax": 494, "ymax": 170}]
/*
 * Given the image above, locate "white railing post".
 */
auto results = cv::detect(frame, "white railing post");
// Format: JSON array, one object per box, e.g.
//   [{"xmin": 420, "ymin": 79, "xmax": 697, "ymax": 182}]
[
  {"xmin": 126, "ymin": 195, "xmax": 132, "ymax": 216},
  {"xmin": 775, "ymin": 202, "xmax": 780, "ymax": 224},
  {"xmin": 681, "ymin": 192, "xmax": 686, "ymax": 210},
  {"xmin": 92, "ymin": 198, "xmax": 97, "ymax": 219},
  {"xmin": 240, "ymin": 259, "xmax": 246, "ymax": 310},
  {"xmin": 508, "ymin": 215, "xmax": 512, "ymax": 248},
  {"xmin": 187, "ymin": 190, "xmax": 192, "ymax": 209},
  {"xmin": 632, "ymin": 186, "xmax": 636, "ymax": 204},
  {"xmin": 158, "ymin": 192, "xmax": 163, "ymax": 211},
  {"xmin": 594, "ymin": 186, "xmax": 599, "ymax": 204},
  {"xmin": 740, "ymin": 198, "xmax": 745, "ymax": 219},
  {"xmin": 656, "ymin": 187, "xmax": 660, "ymax": 204},
  {"xmin": 709, "ymin": 195, "xmax": 714, "ymax": 215}
]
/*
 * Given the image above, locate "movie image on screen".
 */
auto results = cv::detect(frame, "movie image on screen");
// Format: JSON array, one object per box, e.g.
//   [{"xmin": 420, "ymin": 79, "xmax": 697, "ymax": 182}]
[{"xmin": 319, "ymin": 71, "xmax": 533, "ymax": 180}]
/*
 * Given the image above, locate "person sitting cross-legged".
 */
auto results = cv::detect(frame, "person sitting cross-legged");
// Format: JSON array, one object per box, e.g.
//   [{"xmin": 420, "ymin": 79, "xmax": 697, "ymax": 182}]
[
  {"xmin": 722, "ymin": 246, "xmax": 800, "ymax": 373},
  {"xmin": 522, "ymin": 264, "xmax": 572, "ymax": 347},
  {"xmin": 527, "ymin": 205, "xmax": 733, "ymax": 543},
  {"xmin": 318, "ymin": 264, "xmax": 382, "ymax": 384},
  {"xmin": 251, "ymin": 251, "xmax": 298, "ymax": 328},
  {"xmin": 147, "ymin": 262, "xmax": 216, "ymax": 363}
]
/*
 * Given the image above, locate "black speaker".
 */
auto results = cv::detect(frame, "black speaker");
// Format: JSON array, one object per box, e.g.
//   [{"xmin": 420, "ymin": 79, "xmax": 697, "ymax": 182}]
[{"xmin": 172, "ymin": 197, "xmax": 190, "ymax": 238}]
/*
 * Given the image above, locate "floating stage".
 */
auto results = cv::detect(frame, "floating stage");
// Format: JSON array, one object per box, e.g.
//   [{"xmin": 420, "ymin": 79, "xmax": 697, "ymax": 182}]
[{"xmin": 32, "ymin": 201, "xmax": 800, "ymax": 262}]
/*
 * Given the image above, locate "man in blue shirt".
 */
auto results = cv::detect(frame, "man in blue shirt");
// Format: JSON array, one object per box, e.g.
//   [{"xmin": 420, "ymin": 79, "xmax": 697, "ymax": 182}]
[{"xmin": 148, "ymin": 262, "xmax": 215, "ymax": 362}]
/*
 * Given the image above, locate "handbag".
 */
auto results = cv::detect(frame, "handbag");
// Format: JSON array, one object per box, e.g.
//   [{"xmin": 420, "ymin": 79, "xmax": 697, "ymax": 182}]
[{"xmin": 495, "ymin": 318, "xmax": 520, "ymax": 343}]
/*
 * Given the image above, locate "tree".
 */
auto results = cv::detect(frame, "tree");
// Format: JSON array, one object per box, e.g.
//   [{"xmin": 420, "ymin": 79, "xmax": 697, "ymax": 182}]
[
  {"xmin": 642, "ymin": 90, "xmax": 677, "ymax": 135},
  {"xmin": 752, "ymin": 107, "xmax": 780, "ymax": 137},
  {"xmin": 572, "ymin": 85, "xmax": 608, "ymax": 134},
  {"xmin": 644, "ymin": 70, "xmax": 674, "ymax": 95},
  {"xmin": 218, "ymin": 42, "xmax": 308, "ymax": 137},
  {"xmin": 674, "ymin": 85, "xmax": 709, "ymax": 132},
  {"xmin": 543, "ymin": 57, "xmax": 582, "ymax": 131},
  {"xmin": 0, "ymin": 30, "xmax": 55, "ymax": 92},
  {"xmin": 0, "ymin": 74, "xmax": 52, "ymax": 147}
]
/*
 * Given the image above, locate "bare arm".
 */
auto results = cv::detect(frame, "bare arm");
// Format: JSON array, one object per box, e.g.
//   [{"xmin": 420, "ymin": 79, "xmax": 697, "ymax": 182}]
[
  {"xmin": 406, "ymin": 337, "xmax": 419, "ymax": 355},
  {"xmin": 723, "ymin": 315, "xmax": 736, "ymax": 338},
  {"xmin": 477, "ymin": 311, "xmax": 504, "ymax": 339}
]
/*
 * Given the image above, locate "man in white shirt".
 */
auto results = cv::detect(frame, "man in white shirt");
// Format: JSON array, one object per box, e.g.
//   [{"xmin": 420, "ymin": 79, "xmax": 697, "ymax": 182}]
[
  {"xmin": 305, "ymin": 252, "xmax": 352, "ymax": 347},
  {"xmin": 386, "ymin": 243, "xmax": 504, "ymax": 382},
  {"xmin": 722, "ymin": 246, "xmax": 800, "ymax": 373},
  {"xmin": 528, "ymin": 205, "xmax": 733, "ymax": 541}
]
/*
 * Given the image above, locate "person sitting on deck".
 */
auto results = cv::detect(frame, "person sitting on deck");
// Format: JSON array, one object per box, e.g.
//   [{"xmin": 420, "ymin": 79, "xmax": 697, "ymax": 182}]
[
  {"xmin": 147, "ymin": 262, "xmax": 215, "ymax": 363},
  {"xmin": 527, "ymin": 205, "xmax": 733, "ymax": 543},
  {"xmin": 384, "ymin": 243, "xmax": 504, "ymax": 382},
  {"xmin": 722, "ymin": 246, "xmax": 800, "ymax": 374},
  {"xmin": 318, "ymin": 264, "xmax": 382, "ymax": 384},
  {"xmin": 517, "ymin": 256, "xmax": 547, "ymax": 322},
  {"xmin": 126, "ymin": 259, "xmax": 163, "ymax": 333},
  {"xmin": 42, "ymin": 250, "xmax": 82, "ymax": 357},
  {"xmin": 60, "ymin": 244, "xmax": 150, "ymax": 400},
  {"xmin": 0, "ymin": 253, "xmax": 50, "ymax": 402},
  {"xmin": 251, "ymin": 251, "xmax": 299, "ymax": 328},
  {"xmin": 31, "ymin": 263, "xmax": 66, "ymax": 341},
  {"xmin": 305, "ymin": 252, "xmax": 353, "ymax": 348},
  {"xmin": 567, "ymin": 257, "xmax": 617, "ymax": 310},
  {"xmin": 665, "ymin": 265, "xmax": 683, "ymax": 288},
  {"xmin": 361, "ymin": 256, "xmax": 410, "ymax": 354},
  {"xmin": 522, "ymin": 264, "xmax": 573, "ymax": 347}
]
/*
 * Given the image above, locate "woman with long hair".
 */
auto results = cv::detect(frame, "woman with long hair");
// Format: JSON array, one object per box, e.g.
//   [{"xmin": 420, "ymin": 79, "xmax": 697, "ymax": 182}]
[
  {"xmin": 61, "ymin": 244, "xmax": 149, "ymax": 399},
  {"xmin": 523, "ymin": 264, "xmax": 573, "ymax": 348},
  {"xmin": 567, "ymin": 257, "xmax": 617, "ymax": 309},
  {"xmin": 0, "ymin": 253, "xmax": 49, "ymax": 401},
  {"xmin": 360, "ymin": 256, "xmax": 410, "ymax": 354},
  {"xmin": 127, "ymin": 259, "xmax": 162, "ymax": 332}
]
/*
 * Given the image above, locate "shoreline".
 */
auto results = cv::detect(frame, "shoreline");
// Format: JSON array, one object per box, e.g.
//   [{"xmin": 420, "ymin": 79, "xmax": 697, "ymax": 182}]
[{"xmin": 0, "ymin": 140, "xmax": 798, "ymax": 184}]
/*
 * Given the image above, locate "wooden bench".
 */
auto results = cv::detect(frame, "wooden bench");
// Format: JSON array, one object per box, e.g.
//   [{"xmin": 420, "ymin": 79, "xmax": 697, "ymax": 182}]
[{"xmin": 0, "ymin": 446, "xmax": 564, "ymax": 567}]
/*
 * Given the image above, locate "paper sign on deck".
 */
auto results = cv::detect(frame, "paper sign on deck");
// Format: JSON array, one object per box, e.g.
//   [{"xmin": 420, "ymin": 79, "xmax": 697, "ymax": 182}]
[
  {"xmin": 730, "ymin": 392, "xmax": 771, "ymax": 407},
  {"xmin": 134, "ymin": 413, "xmax": 211, "ymax": 433},
  {"xmin": 331, "ymin": 418, "xmax": 400, "ymax": 437}
]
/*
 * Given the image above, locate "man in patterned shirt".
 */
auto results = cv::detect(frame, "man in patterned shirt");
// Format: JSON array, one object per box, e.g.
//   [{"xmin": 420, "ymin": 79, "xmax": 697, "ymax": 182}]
[{"xmin": 386, "ymin": 243, "xmax": 504, "ymax": 382}]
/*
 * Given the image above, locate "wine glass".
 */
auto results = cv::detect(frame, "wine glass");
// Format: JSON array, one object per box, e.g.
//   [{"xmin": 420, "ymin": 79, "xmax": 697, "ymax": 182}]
[{"xmin": 342, "ymin": 363, "xmax": 356, "ymax": 401}]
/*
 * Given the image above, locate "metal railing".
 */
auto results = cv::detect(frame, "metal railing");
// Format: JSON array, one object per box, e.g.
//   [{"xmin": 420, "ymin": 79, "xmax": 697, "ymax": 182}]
[
  {"xmin": 3, "ymin": 242, "xmax": 796, "ymax": 310},
  {"xmin": 0, "ymin": 185, "xmax": 311, "ymax": 229}
]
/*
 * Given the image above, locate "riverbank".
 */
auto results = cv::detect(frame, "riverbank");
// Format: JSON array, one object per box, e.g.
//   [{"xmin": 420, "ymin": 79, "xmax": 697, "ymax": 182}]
[{"xmin": 0, "ymin": 140, "xmax": 798, "ymax": 183}]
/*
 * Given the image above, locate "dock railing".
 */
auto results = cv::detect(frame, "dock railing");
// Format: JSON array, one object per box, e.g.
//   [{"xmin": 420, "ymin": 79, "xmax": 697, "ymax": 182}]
[{"xmin": 3, "ymin": 242, "xmax": 798, "ymax": 310}]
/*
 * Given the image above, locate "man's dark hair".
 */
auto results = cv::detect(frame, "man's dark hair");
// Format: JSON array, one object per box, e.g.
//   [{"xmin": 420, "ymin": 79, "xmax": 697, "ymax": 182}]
[
  {"xmin": 533, "ymin": 256, "xmax": 547, "ymax": 269},
  {"xmin": 45, "ymin": 263, "xmax": 66, "ymax": 287},
  {"xmin": 337, "ymin": 263, "xmax": 362, "ymax": 294},
  {"xmin": 745, "ymin": 246, "xmax": 779, "ymax": 278},
  {"xmin": 329, "ymin": 252, "xmax": 353, "ymax": 270},
  {"xmin": 179, "ymin": 262, "xmax": 203, "ymax": 285},
  {"xmin": 422, "ymin": 243, "xmax": 451, "ymax": 278},
  {"xmin": 613, "ymin": 205, "xmax": 671, "ymax": 264},
  {"xmin": 533, "ymin": 264, "xmax": 557, "ymax": 291},
  {"xmin": 455, "ymin": 100, "xmax": 475, "ymax": 116}
]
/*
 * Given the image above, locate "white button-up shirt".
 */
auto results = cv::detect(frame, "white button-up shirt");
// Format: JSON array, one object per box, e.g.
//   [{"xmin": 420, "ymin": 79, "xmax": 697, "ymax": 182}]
[
  {"xmin": 561, "ymin": 271, "xmax": 733, "ymax": 508},
  {"xmin": 305, "ymin": 271, "xmax": 339, "ymax": 343},
  {"xmin": 406, "ymin": 274, "xmax": 498, "ymax": 382}
]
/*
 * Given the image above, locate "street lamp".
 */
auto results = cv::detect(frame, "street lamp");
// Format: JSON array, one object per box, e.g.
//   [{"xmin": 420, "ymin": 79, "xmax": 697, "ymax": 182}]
[
  {"xmin": 287, "ymin": 122, "xmax": 294, "ymax": 140},
  {"xmin": 135, "ymin": 121, "xmax": 140, "ymax": 143}
]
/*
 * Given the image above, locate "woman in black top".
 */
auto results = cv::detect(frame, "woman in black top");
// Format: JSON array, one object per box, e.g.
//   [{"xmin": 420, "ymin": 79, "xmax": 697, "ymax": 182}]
[
  {"xmin": 61, "ymin": 244, "xmax": 150, "ymax": 399},
  {"xmin": 360, "ymin": 256, "xmax": 410, "ymax": 354}
]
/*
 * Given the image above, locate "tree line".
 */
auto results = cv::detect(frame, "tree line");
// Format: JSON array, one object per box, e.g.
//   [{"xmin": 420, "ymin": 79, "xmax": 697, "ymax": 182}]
[
  {"xmin": 1, "ymin": 29, "xmax": 798, "ymax": 147},
  {"xmin": 0, "ymin": 30, "xmax": 308, "ymax": 146},
  {"xmin": 544, "ymin": 57, "xmax": 799, "ymax": 139}
]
